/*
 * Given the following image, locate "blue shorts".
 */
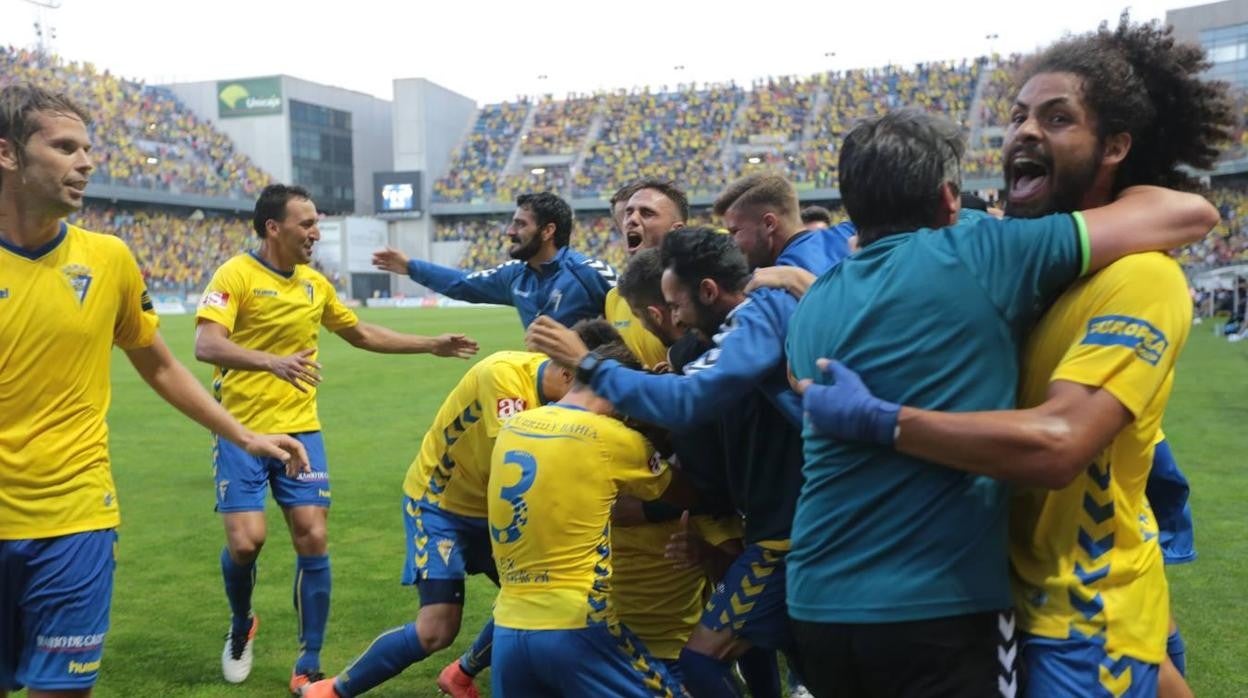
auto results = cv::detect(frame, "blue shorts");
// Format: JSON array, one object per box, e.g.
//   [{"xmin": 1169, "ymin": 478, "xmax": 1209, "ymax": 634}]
[
  {"xmin": 402, "ymin": 498, "xmax": 497, "ymax": 604},
  {"xmin": 1146, "ymin": 440, "xmax": 1196, "ymax": 565},
  {"xmin": 213, "ymin": 431, "xmax": 330, "ymax": 512},
  {"xmin": 492, "ymin": 623, "xmax": 684, "ymax": 698},
  {"xmin": 0, "ymin": 530, "xmax": 116, "ymax": 692},
  {"xmin": 701, "ymin": 543, "xmax": 792, "ymax": 651},
  {"xmin": 1021, "ymin": 633, "xmax": 1158, "ymax": 698}
]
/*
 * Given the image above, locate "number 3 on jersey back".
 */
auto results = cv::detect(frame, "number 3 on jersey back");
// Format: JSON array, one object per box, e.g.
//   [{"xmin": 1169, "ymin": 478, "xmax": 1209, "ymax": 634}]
[{"xmin": 491, "ymin": 450, "xmax": 537, "ymax": 543}]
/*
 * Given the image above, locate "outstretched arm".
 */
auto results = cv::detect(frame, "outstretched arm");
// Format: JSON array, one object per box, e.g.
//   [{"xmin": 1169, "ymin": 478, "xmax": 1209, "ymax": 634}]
[
  {"xmin": 373, "ymin": 246, "xmax": 517, "ymax": 306},
  {"xmin": 335, "ymin": 322, "xmax": 478, "ymax": 358}
]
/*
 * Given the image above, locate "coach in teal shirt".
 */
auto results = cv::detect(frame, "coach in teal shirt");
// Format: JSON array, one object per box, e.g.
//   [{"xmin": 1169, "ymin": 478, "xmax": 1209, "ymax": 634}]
[{"xmin": 782, "ymin": 108, "xmax": 1218, "ymax": 696}]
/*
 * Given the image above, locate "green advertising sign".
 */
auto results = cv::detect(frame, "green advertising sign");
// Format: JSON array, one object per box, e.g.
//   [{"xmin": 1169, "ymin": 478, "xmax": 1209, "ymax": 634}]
[{"xmin": 217, "ymin": 77, "xmax": 283, "ymax": 118}]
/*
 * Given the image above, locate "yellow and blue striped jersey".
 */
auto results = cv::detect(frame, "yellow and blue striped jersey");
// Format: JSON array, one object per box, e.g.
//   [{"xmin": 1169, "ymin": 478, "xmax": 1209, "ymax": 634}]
[
  {"xmin": 0, "ymin": 223, "xmax": 159, "ymax": 539},
  {"xmin": 1013, "ymin": 252, "xmax": 1191, "ymax": 665},
  {"xmin": 196, "ymin": 253, "xmax": 358, "ymax": 434},
  {"xmin": 604, "ymin": 287, "xmax": 667, "ymax": 369},
  {"xmin": 490, "ymin": 404, "xmax": 671, "ymax": 630},
  {"xmin": 403, "ymin": 351, "xmax": 551, "ymax": 518}
]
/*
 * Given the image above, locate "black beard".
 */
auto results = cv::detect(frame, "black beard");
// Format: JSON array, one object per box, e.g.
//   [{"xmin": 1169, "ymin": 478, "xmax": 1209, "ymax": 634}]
[
  {"xmin": 508, "ymin": 233, "xmax": 543, "ymax": 261},
  {"xmin": 1004, "ymin": 146, "xmax": 1102, "ymax": 219}
]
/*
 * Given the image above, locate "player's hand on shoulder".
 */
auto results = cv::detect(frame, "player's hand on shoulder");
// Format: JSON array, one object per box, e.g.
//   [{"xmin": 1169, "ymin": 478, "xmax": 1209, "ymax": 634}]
[
  {"xmin": 432, "ymin": 333, "xmax": 479, "ymax": 359},
  {"xmin": 745, "ymin": 265, "xmax": 816, "ymax": 299},
  {"xmin": 268, "ymin": 348, "xmax": 322, "ymax": 392},
  {"xmin": 525, "ymin": 316, "xmax": 588, "ymax": 368},
  {"xmin": 241, "ymin": 433, "xmax": 311, "ymax": 476},
  {"xmin": 372, "ymin": 247, "xmax": 410, "ymax": 275}
]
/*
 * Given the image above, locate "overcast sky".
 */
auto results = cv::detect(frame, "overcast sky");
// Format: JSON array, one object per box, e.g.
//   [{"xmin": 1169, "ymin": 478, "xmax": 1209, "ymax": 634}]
[{"xmin": 0, "ymin": 0, "xmax": 1205, "ymax": 105}]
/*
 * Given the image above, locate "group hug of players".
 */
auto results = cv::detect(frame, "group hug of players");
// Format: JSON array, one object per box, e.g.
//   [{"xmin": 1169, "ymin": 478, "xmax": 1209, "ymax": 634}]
[{"xmin": 0, "ymin": 13, "xmax": 1229, "ymax": 698}]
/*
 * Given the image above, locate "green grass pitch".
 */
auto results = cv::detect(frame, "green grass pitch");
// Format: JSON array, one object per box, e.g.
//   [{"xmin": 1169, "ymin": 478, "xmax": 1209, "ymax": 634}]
[{"xmin": 74, "ymin": 308, "xmax": 1246, "ymax": 696}]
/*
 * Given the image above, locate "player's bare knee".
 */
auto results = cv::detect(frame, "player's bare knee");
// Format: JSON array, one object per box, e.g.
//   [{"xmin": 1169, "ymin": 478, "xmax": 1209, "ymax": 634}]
[
  {"xmin": 416, "ymin": 605, "xmax": 463, "ymax": 651},
  {"xmin": 291, "ymin": 524, "xmax": 328, "ymax": 555},
  {"xmin": 227, "ymin": 535, "xmax": 264, "ymax": 562}
]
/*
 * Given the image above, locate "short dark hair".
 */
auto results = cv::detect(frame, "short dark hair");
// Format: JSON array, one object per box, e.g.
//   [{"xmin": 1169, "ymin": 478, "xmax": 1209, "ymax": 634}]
[
  {"xmin": 516, "ymin": 191, "xmax": 574, "ymax": 248},
  {"xmin": 572, "ymin": 317, "xmax": 625, "ymax": 351},
  {"xmin": 631, "ymin": 178, "xmax": 690, "ymax": 222},
  {"xmin": 592, "ymin": 339, "xmax": 642, "ymax": 371},
  {"xmin": 660, "ymin": 226, "xmax": 751, "ymax": 295},
  {"xmin": 839, "ymin": 108, "xmax": 965, "ymax": 245},
  {"xmin": 253, "ymin": 183, "xmax": 314, "ymax": 238},
  {"xmin": 617, "ymin": 248, "xmax": 665, "ymax": 309},
  {"xmin": 800, "ymin": 205, "xmax": 833, "ymax": 225},
  {"xmin": 0, "ymin": 84, "xmax": 91, "ymax": 189},
  {"xmin": 1018, "ymin": 11, "xmax": 1233, "ymax": 192},
  {"xmin": 712, "ymin": 173, "xmax": 800, "ymax": 222}
]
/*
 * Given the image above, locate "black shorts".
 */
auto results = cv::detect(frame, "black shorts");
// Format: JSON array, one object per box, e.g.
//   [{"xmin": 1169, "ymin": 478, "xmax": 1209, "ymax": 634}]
[{"xmin": 792, "ymin": 610, "xmax": 1017, "ymax": 698}]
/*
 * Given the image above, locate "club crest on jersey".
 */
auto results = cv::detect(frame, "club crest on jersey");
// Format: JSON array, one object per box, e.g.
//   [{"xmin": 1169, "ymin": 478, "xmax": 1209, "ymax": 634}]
[
  {"xmin": 437, "ymin": 538, "xmax": 455, "ymax": 566},
  {"xmin": 497, "ymin": 397, "xmax": 527, "ymax": 418},
  {"xmin": 61, "ymin": 264, "xmax": 92, "ymax": 304},
  {"xmin": 1081, "ymin": 315, "xmax": 1169, "ymax": 366},
  {"xmin": 303, "ymin": 281, "xmax": 314, "ymax": 303},
  {"xmin": 0, "ymin": 288, "xmax": 9, "ymax": 300}
]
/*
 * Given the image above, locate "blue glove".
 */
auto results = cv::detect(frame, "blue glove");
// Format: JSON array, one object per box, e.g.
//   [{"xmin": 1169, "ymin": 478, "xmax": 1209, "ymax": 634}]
[{"xmin": 802, "ymin": 359, "xmax": 900, "ymax": 446}]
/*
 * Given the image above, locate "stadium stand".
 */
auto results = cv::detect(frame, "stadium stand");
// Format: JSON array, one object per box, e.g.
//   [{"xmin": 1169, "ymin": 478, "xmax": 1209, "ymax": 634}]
[
  {"xmin": 67, "ymin": 205, "xmax": 253, "ymax": 292},
  {"xmin": 1, "ymin": 45, "xmax": 270, "ymax": 199},
  {"xmin": 9, "ymin": 44, "xmax": 1247, "ymax": 285}
]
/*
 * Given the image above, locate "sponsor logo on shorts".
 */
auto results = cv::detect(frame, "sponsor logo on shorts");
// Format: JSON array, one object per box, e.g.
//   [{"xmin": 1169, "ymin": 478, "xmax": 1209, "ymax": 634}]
[
  {"xmin": 68, "ymin": 659, "xmax": 102, "ymax": 674},
  {"xmin": 37, "ymin": 634, "xmax": 105, "ymax": 652},
  {"xmin": 200, "ymin": 289, "xmax": 230, "ymax": 308},
  {"xmin": 318, "ymin": 489, "xmax": 331, "ymax": 499},
  {"xmin": 218, "ymin": 479, "xmax": 229, "ymax": 501},
  {"xmin": 1082, "ymin": 315, "xmax": 1169, "ymax": 366},
  {"xmin": 296, "ymin": 471, "xmax": 330, "ymax": 482},
  {"xmin": 497, "ymin": 397, "xmax": 527, "ymax": 419},
  {"xmin": 437, "ymin": 538, "xmax": 455, "ymax": 566}
]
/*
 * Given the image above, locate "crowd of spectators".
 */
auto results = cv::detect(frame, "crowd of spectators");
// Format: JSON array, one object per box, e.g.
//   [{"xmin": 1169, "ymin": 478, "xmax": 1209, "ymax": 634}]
[
  {"xmin": 432, "ymin": 100, "xmax": 530, "ymax": 203},
  {"xmin": 1176, "ymin": 187, "xmax": 1248, "ymax": 269},
  {"xmin": 573, "ymin": 85, "xmax": 742, "ymax": 198},
  {"xmin": 796, "ymin": 59, "xmax": 984, "ymax": 188},
  {"xmin": 432, "ymin": 59, "xmax": 990, "ymax": 203},
  {"xmin": 520, "ymin": 95, "xmax": 598, "ymax": 156},
  {"xmin": 1, "ymin": 47, "xmax": 270, "ymax": 200},
  {"xmin": 68, "ymin": 205, "xmax": 253, "ymax": 291},
  {"xmin": 735, "ymin": 75, "xmax": 821, "ymax": 144}
]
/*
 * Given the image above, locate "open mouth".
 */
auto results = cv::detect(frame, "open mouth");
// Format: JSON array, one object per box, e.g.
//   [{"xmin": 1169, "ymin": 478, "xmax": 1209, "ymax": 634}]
[
  {"xmin": 626, "ymin": 231, "xmax": 643, "ymax": 253},
  {"xmin": 1008, "ymin": 157, "xmax": 1050, "ymax": 204}
]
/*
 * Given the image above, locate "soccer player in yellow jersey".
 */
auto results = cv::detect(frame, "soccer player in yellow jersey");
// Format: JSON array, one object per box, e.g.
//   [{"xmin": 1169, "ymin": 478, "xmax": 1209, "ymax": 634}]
[
  {"xmin": 486, "ymin": 340, "xmax": 693, "ymax": 698},
  {"xmin": 194, "ymin": 184, "xmax": 478, "ymax": 693},
  {"xmin": 304, "ymin": 321, "xmax": 623, "ymax": 698},
  {"xmin": 797, "ymin": 17, "xmax": 1229, "ymax": 697},
  {"xmin": 0, "ymin": 84, "xmax": 307, "ymax": 698},
  {"xmin": 605, "ymin": 179, "xmax": 688, "ymax": 368}
]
